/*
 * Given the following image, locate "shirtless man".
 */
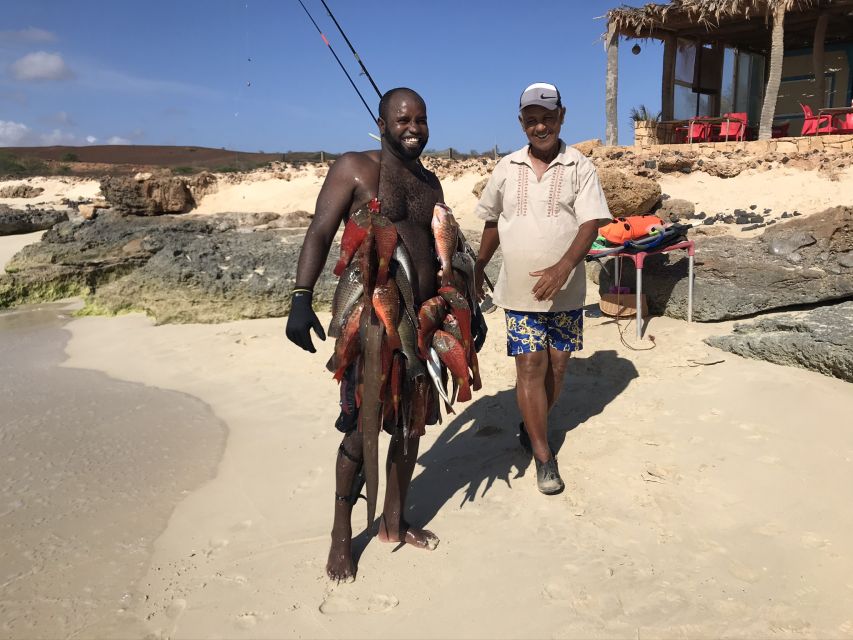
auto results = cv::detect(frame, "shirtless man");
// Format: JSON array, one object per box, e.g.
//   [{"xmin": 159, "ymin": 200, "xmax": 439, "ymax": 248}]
[{"xmin": 285, "ymin": 88, "xmax": 442, "ymax": 582}]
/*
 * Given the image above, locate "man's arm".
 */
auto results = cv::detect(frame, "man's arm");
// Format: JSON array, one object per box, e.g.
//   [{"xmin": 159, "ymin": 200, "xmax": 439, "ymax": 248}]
[
  {"xmin": 529, "ymin": 219, "xmax": 604, "ymax": 302},
  {"xmin": 474, "ymin": 221, "xmax": 499, "ymax": 301},
  {"xmin": 286, "ymin": 155, "xmax": 359, "ymax": 353}
]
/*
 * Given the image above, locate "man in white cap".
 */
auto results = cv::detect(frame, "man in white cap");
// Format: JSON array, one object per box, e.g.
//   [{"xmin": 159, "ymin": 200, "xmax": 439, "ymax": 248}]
[{"xmin": 473, "ymin": 82, "xmax": 612, "ymax": 494}]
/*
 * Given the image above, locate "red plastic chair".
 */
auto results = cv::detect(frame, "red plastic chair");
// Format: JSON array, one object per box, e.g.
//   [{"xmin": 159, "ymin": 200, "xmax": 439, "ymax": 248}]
[
  {"xmin": 800, "ymin": 103, "xmax": 835, "ymax": 135},
  {"xmin": 713, "ymin": 112, "xmax": 747, "ymax": 141},
  {"xmin": 675, "ymin": 117, "xmax": 712, "ymax": 143},
  {"xmin": 833, "ymin": 113, "xmax": 853, "ymax": 134}
]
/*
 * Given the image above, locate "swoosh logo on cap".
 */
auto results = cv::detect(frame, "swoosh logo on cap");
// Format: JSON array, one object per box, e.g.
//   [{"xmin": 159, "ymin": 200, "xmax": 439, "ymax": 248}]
[{"xmin": 540, "ymin": 93, "xmax": 556, "ymax": 99}]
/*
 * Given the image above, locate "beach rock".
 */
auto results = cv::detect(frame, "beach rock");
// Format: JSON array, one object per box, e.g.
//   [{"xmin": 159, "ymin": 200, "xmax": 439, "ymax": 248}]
[
  {"xmin": 572, "ymin": 139, "xmax": 602, "ymax": 156},
  {"xmin": 0, "ymin": 205, "xmax": 68, "ymax": 236},
  {"xmin": 472, "ymin": 177, "xmax": 488, "ymax": 199},
  {"xmin": 597, "ymin": 206, "xmax": 853, "ymax": 320},
  {"xmin": 705, "ymin": 301, "xmax": 853, "ymax": 382},
  {"xmin": 656, "ymin": 198, "xmax": 694, "ymax": 222},
  {"xmin": 596, "ymin": 168, "xmax": 660, "ymax": 217},
  {"xmin": 100, "ymin": 176, "xmax": 195, "ymax": 215},
  {"xmin": 0, "ymin": 184, "xmax": 45, "ymax": 198}
]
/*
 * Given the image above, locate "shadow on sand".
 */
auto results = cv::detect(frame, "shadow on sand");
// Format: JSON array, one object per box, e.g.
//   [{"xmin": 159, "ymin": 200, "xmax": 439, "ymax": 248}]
[{"xmin": 404, "ymin": 348, "xmax": 639, "ymax": 528}]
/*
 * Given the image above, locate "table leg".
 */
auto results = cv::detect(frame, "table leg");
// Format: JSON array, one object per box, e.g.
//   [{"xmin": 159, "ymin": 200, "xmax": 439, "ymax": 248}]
[
  {"xmin": 636, "ymin": 266, "xmax": 643, "ymax": 339},
  {"xmin": 688, "ymin": 254, "xmax": 694, "ymax": 322}
]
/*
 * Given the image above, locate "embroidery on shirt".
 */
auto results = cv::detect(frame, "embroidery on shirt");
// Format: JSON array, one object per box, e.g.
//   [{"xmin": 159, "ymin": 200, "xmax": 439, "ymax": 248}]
[
  {"xmin": 547, "ymin": 164, "xmax": 564, "ymax": 217},
  {"xmin": 516, "ymin": 164, "xmax": 529, "ymax": 216}
]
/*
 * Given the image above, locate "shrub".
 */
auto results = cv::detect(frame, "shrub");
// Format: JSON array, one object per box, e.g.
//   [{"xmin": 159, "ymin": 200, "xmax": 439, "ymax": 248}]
[{"xmin": 61, "ymin": 152, "xmax": 79, "ymax": 162}]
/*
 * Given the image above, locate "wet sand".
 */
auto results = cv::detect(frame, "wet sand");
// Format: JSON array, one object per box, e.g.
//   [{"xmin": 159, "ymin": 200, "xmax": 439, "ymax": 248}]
[{"xmin": 0, "ymin": 302, "xmax": 227, "ymax": 638}]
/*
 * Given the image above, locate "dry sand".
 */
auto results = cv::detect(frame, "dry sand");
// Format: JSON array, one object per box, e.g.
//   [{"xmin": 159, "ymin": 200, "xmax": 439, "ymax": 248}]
[
  {"xmin": 1, "ymin": 162, "xmax": 852, "ymax": 638},
  {"xmin": 28, "ymin": 305, "xmax": 847, "ymax": 639}
]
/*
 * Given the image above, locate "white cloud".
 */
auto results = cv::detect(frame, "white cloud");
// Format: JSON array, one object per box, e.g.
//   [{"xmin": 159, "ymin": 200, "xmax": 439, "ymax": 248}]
[
  {"xmin": 0, "ymin": 120, "xmax": 32, "ymax": 145},
  {"xmin": 106, "ymin": 136, "xmax": 131, "ymax": 145},
  {"xmin": 40, "ymin": 128, "xmax": 77, "ymax": 145},
  {"xmin": 85, "ymin": 135, "xmax": 97, "ymax": 144},
  {"xmin": 9, "ymin": 51, "xmax": 73, "ymax": 81},
  {"xmin": 0, "ymin": 28, "xmax": 56, "ymax": 44}
]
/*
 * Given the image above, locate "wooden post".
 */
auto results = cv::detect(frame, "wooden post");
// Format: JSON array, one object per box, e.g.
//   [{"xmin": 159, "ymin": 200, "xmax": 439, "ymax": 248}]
[
  {"xmin": 449, "ymin": 148, "xmax": 454, "ymax": 160},
  {"xmin": 812, "ymin": 12, "xmax": 829, "ymax": 108},
  {"xmin": 661, "ymin": 34, "xmax": 676, "ymax": 120},
  {"xmin": 320, "ymin": 151, "xmax": 326, "ymax": 163},
  {"xmin": 605, "ymin": 21, "xmax": 619, "ymax": 146},
  {"xmin": 758, "ymin": 1, "xmax": 786, "ymax": 140}
]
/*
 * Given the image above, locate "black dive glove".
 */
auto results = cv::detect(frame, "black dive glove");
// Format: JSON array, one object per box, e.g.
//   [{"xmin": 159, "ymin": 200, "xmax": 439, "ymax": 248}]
[
  {"xmin": 472, "ymin": 301, "xmax": 488, "ymax": 353},
  {"xmin": 285, "ymin": 289, "xmax": 326, "ymax": 353}
]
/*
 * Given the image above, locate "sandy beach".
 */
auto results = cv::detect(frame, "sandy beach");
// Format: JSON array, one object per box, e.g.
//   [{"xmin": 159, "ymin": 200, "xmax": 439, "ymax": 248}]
[{"xmin": 1, "ymin": 158, "xmax": 852, "ymax": 638}]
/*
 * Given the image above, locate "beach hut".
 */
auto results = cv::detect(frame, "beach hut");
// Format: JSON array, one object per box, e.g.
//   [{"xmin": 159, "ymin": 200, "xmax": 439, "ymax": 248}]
[{"xmin": 603, "ymin": 0, "xmax": 853, "ymax": 143}]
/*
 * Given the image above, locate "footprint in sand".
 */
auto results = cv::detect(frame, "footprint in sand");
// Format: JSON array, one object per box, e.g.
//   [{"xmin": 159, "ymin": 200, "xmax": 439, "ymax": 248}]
[
  {"xmin": 319, "ymin": 593, "xmax": 399, "ymax": 614},
  {"xmin": 165, "ymin": 598, "xmax": 187, "ymax": 620},
  {"xmin": 291, "ymin": 466, "xmax": 324, "ymax": 496},
  {"xmin": 236, "ymin": 612, "xmax": 263, "ymax": 629}
]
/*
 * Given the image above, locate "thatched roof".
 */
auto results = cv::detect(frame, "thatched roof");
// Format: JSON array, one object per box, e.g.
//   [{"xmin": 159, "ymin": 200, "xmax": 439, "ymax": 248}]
[{"xmin": 606, "ymin": 0, "xmax": 853, "ymax": 50}]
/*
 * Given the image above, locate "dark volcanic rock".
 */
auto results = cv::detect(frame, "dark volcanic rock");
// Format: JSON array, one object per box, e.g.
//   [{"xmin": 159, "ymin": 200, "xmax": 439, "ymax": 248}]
[
  {"xmin": 705, "ymin": 301, "xmax": 853, "ymax": 382},
  {"xmin": 100, "ymin": 176, "xmax": 195, "ymax": 215},
  {"xmin": 0, "ymin": 210, "xmax": 381, "ymax": 323},
  {"xmin": 598, "ymin": 206, "xmax": 853, "ymax": 320},
  {"xmin": 0, "ymin": 205, "xmax": 68, "ymax": 236}
]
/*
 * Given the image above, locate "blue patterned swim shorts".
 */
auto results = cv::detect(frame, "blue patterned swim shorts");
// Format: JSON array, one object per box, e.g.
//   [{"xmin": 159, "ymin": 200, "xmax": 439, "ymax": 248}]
[{"xmin": 505, "ymin": 309, "xmax": 584, "ymax": 356}]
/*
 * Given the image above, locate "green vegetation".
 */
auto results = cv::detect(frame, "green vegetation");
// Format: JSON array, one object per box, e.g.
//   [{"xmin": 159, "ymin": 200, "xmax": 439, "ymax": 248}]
[
  {"xmin": 629, "ymin": 105, "xmax": 662, "ymax": 125},
  {"xmin": 172, "ymin": 166, "xmax": 198, "ymax": 175},
  {"xmin": 61, "ymin": 152, "xmax": 79, "ymax": 162}
]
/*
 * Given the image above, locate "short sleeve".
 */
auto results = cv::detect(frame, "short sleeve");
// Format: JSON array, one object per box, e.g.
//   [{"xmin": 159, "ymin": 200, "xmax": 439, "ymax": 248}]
[
  {"xmin": 573, "ymin": 157, "xmax": 612, "ymax": 225},
  {"xmin": 474, "ymin": 158, "xmax": 509, "ymax": 223}
]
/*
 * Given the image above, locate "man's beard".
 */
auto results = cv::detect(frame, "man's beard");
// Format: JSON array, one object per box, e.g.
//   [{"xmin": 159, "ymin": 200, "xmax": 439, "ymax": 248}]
[{"xmin": 383, "ymin": 132, "xmax": 426, "ymax": 160}]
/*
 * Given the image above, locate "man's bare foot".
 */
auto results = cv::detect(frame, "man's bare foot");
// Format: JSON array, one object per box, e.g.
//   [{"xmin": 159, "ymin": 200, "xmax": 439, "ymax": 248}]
[
  {"xmin": 377, "ymin": 514, "xmax": 439, "ymax": 550},
  {"xmin": 326, "ymin": 525, "xmax": 356, "ymax": 583}
]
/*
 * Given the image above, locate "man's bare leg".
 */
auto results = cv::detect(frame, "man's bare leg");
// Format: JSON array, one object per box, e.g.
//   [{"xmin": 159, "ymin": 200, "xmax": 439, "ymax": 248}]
[
  {"xmin": 326, "ymin": 430, "xmax": 363, "ymax": 582},
  {"xmin": 544, "ymin": 347, "xmax": 571, "ymax": 412},
  {"xmin": 377, "ymin": 433, "xmax": 439, "ymax": 549},
  {"xmin": 516, "ymin": 350, "xmax": 551, "ymax": 463}
]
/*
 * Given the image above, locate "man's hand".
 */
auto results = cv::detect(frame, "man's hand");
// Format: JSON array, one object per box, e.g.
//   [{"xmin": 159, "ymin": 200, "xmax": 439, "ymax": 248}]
[
  {"xmin": 285, "ymin": 290, "xmax": 326, "ymax": 353},
  {"xmin": 474, "ymin": 261, "xmax": 487, "ymax": 302},
  {"xmin": 529, "ymin": 261, "xmax": 573, "ymax": 301}
]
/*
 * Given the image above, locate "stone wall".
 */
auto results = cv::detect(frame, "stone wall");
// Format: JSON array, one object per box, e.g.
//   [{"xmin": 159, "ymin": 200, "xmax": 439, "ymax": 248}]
[{"xmin": 633, "ymin": 131, "xmax": 853, "ymax": 153}]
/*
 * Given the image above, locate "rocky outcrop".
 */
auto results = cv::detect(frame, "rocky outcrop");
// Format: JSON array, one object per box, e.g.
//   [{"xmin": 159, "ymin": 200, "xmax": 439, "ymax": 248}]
[
  {"xmin": 656, "ymin": 198, "xmax": 695, "ymax": 222},
  {"xmin": 572, "ymin": 139, "xmax": 602, "ymax": 156},
  {"xmin": 100, "ymin": 176, "xmax": 195, "ymax": 215},
  {"xmin": 705, "ymin": 302, "xmax": 853, "ymax": 382},
  {"xmin": 597, "ymin": 168, "xmax": 661, "ymax": 217},
  {"xmin": 0, "ymin": 205, "xmax": 68, "ymax": 236},
  {"xmin": 0, "ymin": 184, "xmax": 45, "ymax": 198},
  {"xmin": 0, "ymin": 211, "xmax": 325, "ymax": 322},
  {"xmin": 597, "ymin": 206, "xmax": 853, "ymax": 320}
]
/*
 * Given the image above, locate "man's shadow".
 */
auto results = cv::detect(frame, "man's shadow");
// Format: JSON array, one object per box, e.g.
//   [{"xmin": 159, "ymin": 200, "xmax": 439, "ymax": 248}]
[{"xmin": 405, "ymin": 349, "xmax": 639, "ymax": 527}]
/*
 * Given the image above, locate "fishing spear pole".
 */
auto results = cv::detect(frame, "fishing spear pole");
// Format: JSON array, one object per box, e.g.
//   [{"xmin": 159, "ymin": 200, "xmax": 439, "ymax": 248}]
[
  {"xmin": 296, "ymin": 0, "xmax": 376, "ymax": 125},
  {"xmin": 319, "ymin": 0, "xmax": 382, "ymax": 100}
]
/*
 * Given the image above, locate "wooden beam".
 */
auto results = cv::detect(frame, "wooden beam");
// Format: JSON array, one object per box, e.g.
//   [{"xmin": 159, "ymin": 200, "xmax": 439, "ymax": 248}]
[
  {"xmin": 605, "ymin": 21, "xmax": 619, "ymax": 146},
  {"xmin": 759, "ymin": 2, "xmax": 786, "ymax": 140},
  {"xmin": 661, "ymin": 34, "xmax": 676, "ymax": 121},
  {"xmin": 812, "ymin": 12, "xmax": 829, "ymax": 109}
]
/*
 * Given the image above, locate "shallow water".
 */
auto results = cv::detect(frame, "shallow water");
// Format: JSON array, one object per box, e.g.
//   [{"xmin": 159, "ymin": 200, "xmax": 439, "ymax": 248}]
[{"xmin": 0, "ymin": 302, "xmax": 227, "ymax": 638}]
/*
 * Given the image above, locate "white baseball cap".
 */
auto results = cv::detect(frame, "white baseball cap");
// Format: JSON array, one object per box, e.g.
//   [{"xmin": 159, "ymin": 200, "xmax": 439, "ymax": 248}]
[{"xmin": 519, "ymin": 82, "xmax": 562, "ymax": 112}]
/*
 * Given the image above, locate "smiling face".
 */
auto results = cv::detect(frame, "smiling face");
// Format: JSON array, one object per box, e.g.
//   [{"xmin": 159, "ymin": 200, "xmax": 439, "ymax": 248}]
[
  {"xmin": 519, "ymin": 104, "xmax": 565, "ymax": 159},
  {"xmin": 378, "ymin": 91, "xmax": 429, "ymax": 161}
]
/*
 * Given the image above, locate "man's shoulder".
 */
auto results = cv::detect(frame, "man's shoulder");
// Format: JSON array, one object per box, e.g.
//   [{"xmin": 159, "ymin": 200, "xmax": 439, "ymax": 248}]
[{"xmin": 333, "ymin": 149, "xmax": 380, "ymax": 169}]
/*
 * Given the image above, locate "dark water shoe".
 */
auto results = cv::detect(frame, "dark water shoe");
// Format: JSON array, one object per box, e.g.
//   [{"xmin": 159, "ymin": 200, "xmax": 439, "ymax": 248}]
[{"xmin": 535, "ymin": 456, "xmax": 565, "ymax": 495}]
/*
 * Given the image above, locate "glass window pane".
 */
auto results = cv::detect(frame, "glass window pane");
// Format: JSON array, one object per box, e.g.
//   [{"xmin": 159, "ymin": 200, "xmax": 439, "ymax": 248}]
[
  {"xmin": 720, "ymin": 47, "xmax": 736, "ymax": 114},
  {"xmin": 674, "ymin": 84, "xmax": 697, "ymax": 119},
  {"xmin": 675, "ymin": 39, "xmax": 696, "ymax": 84}
]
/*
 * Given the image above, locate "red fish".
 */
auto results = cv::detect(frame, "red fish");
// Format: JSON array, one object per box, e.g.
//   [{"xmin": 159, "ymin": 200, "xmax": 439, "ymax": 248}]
[
  {"xmin": 389, "ymin": 351, "xmax": 404, "ymax": 426},
  {"xmin": 332, "ymin": 302, "xmax": 364, "ymax": 381},
  {"xmin": 432, "ymin": 329, "xmax": 471, "ymax": 403},
  {"xmin": 431, "ymin": 203, "xmax": 458, "ymax": 287},
  {"xmin": 372, "ymin": 280, "xmax": 402, "ymax": 352},
  {"xmin": 333, "ymin": 208, "xmax": 371, "ymax": 276},
  {"xmin": 359, "ymin": 224, "xmax": 376, "ymax": 305},
  {"xmin": 439, "ymin": 285, "xmax": 472, "ymax": 355},
  {"xmin": 371, "ymin": 215, "xmax": 398, "ymax": 286},
  {"xmin": 417, "ymin": 295, "xmax": 447, "ymax": 358}
]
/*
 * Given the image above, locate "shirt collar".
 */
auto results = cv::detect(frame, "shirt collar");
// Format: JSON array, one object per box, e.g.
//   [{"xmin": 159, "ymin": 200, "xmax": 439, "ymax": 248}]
[{"xmin": 508, "ymin": 140, "xmax": 576, "ymax": 169}]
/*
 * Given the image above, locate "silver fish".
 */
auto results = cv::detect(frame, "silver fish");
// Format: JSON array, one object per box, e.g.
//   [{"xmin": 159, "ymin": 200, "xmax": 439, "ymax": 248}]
[
  {"xmin": 451, "ymin": 250, "xmax": 477, "ymax": 311},
  {"xmin": 329, "ymin": 261, "xmax": 363, "ymax": 337},
  {"xmin": 397, "ymin": 310, "xmax": 427, "ymax": 381},
  {"xmin": 427, "ymin": 346, "xmax": 452, "ymax": 406},
  {"xmin": 392, "ymin": 243, "xmax": 415, "ymax": 290},
  {"xmin": 392, "ymin": 261, "xmax": 416, "ymax": 326}
]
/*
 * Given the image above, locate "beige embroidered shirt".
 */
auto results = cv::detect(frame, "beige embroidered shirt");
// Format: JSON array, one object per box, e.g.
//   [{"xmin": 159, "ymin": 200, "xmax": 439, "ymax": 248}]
[{"xmin": 475, "ymin": 141, "xmax": 612, "ymax": 312}]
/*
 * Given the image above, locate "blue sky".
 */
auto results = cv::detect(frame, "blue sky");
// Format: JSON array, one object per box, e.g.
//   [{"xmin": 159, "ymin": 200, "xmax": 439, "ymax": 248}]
[{"xmin": 1, "ymin": 0, "xmax": 662, "ymax": 153}]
